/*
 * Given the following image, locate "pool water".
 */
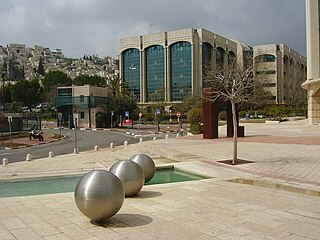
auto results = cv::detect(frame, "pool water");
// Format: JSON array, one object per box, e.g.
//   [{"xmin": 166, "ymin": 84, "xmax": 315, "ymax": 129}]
[{"xmin": 0, "ymin": 168, "xmax": 208, "ymax": 198}]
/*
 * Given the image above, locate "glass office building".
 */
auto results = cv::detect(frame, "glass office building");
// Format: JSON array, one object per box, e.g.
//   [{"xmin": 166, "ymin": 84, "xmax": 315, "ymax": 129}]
[{"xmin": 120, "ymin": 28, "xmax": 238, "ymax": 105}]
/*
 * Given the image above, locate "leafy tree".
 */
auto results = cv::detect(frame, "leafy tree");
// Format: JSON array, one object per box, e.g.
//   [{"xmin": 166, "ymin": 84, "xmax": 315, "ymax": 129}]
[
  {"xmin": 73, "ymin": 75, "xmax": 106, "ymax": 87},
  {"xmin": 0, "ymin": 112, "xmax": 5, "ymax": 146},
  {"xmin": 37, "ymin": 57, "xmax": 45, "ymax": 76},
  {"xmin": 42, "ymin": 70, "xmax": 72, "ymax": 92},
  {"xmin": 0, "ymin": 83, "xmax": 12, "ymax": 104},
  {"xmin": 108, "ymin": 94, "xmax": 137, "ymax": 121},
  {"xmin": 8, "ymin": 60, "xmax": 24, "ymax": 80},
  {"xmin": 173, "ymin": 93, "xmax": 203, "ymax": 121},
  {"xmin": 187, "ymin": 107, "xmax": 203, "ymax": 134},
  {"xmin": 42, "ymin": 70, "xmax": 72, "ymax": 101},
  {"xmin": 11, "ymin": 80, "xmax": 44, "ymax": 111},
  {"xmin": 106, "ymin": 75, "xmax": 127, "ymax": 97},
  {"xmin": 150, "ymin": 103, "xmax": 165, "ymax": 132},
  {"xmin": 1, "ymin": 61, "xmax": 8, "ymax": 80},
  {"xmin": 5, "ymin": 101, "xmax": 23, "ymax": 113}
]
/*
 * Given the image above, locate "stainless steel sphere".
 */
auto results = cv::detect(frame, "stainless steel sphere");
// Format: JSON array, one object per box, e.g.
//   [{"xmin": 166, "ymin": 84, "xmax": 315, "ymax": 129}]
[
  {"xmin": 129, "ymin": 154, "xmax": 155, "ymax": 183},
  {"xmin": 110, "ymin": 160, "xmax": 145, "ymax": 197},
  {"xmin": 74, "ymin": 170, "xmax": 125, "ymax": 222}
]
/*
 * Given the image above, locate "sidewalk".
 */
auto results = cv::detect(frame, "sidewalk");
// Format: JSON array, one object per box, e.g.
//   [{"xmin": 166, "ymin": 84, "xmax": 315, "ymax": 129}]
[{"xmin": 0, "ymin": 121, "xmax": 319, "ymax": 239}]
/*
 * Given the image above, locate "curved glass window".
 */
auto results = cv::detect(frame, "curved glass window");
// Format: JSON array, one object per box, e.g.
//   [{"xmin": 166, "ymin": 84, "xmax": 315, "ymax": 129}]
[
  {"xmin": 145, "ymin": 45, "xmax": 165, "ymax": 102},
  {"xmin": 228, "ymin": 51, "xmax": 236, "ymax": 65},
  {"xmin": 255, "ymin": 54, "xmax": 276, "ymax": 63},
  {"xmin": 216, "ymin": 47, "xmax": 225, "ymax": 67},
  {"xmin": 202, "ymin": 42, "xmax": 212, "ymax": 66},
  {"xmin": 170, "ymin": 41, "xmax": 192, "ymax": 102},
  {"xmin": 202, "ymin": 42, "xmax": 213, "ymax": 81},
  {"xmin": 122, "ymin": 48, "xmax": 140, "ymax": 101}
]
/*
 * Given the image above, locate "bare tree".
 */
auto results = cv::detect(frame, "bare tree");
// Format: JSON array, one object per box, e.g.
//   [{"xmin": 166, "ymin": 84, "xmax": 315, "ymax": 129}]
[
  {"xmin": 284, "ymin": 61, "xmax": 307, "ymax": 111},
  {"xmin": 203, "ymin": 59, "xmax": 256, "ymax": 164}
]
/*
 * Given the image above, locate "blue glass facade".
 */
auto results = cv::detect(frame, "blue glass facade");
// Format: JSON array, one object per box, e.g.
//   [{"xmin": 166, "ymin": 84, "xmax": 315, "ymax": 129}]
[
  {"xmin": 120, "ymin": 29, "xmax": 238, "ymax": 104},
  {"xmin": 145, "ymin": 45, "xmax": 165, "ymax": 102},
  {"xmin": 170, "ymin": 42, "xmax": 192, "ymax": 101},
  {"xmin": 123, "ymin": 48, "xmax": 141, "ymax": 101}
]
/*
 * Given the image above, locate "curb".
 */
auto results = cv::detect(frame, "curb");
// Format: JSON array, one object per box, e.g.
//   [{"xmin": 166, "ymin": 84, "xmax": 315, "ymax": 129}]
[{"xmin": 3, "ymin": 135, "xmax": 67, "ymax": 150}]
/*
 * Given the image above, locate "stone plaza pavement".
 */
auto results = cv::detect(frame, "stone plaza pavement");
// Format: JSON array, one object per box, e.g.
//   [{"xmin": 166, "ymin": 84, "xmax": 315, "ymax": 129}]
[{"xmin": 0, "ymin": 121, "xmax": 319, "ymax": 239}]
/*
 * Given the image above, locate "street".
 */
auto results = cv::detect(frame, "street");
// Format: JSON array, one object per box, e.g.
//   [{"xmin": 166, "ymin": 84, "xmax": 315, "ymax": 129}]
[{"xmin": 0, "ymin": 126, "xmax": 182, "ymax": 163}]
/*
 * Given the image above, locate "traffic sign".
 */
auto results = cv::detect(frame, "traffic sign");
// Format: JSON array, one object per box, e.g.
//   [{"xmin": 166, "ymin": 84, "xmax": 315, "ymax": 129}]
[
  {"xmin": 176, "ymin": 112, "xmax": 181, "ymax": 118},
  {"xmin": 8, "ymin": 116, "xmax": 12, "ymax": 122},
  {"xmin": 155, "ymin": 108, "xmax": 160, "ymax": 115},
  {"xmin": 111, "ymin": 111, "xmax": 114, "ymax": 116},
  {"xmin": 58, "ymin": 112, "xmax": 63, "ymax": 120},
  {"xmin": 125, "ymin": 111, "xmax": 129, "ymax": 117}
]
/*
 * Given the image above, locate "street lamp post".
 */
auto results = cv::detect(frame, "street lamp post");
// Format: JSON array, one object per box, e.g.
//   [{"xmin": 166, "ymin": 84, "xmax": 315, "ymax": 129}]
[
  {"xmin": 129, "ymin": 66, "xmax": 136, "ymax": 100},
  {"xmin": 73, "ymin": 111, "xmax": 79, "ymax": 154}
]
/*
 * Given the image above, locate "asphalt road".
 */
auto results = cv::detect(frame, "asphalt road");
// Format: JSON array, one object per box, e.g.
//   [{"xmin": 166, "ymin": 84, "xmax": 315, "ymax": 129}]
[
  {"xmin": 0, "ymin": 127, "xmax": 182, "ymax": 163},
  {"xmin": 0, "ymin": 128, "xmax": 138, "ymax": 163}
]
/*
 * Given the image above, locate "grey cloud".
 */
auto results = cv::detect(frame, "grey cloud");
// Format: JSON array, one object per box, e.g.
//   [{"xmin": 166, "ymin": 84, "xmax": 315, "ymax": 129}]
[{"xmin": 0, "ymin": 0, "xmax": 306, "ymax": 58}]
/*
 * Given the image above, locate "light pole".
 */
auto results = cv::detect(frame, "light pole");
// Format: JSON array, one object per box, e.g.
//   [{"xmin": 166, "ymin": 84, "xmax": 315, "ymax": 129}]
[
  {"xmin": 73, "ymin": 110, "xmax": 79, "ymax": 154},
  {"xmin": 129, "ymin": 66, "xmax": 136, "ymax": 100}
]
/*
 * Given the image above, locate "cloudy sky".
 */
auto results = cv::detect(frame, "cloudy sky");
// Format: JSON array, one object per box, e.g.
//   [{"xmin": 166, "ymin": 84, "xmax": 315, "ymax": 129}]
[{"xmin": 0, "ymin": 0, "xmax": 306, "ymax": 58}]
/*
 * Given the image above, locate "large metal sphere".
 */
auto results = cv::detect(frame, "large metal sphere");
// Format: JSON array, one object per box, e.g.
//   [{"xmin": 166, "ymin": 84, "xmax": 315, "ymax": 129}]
[
  {"xmin": 129, "ymin": 154, "xmax": 155, "ymax": 183},
  {"xmin": 110, "ymin": 160, "xmax": 145, "ymax": 197},
  {"xmin": 74, "ymin": 170, "xmax": 124, "ymax": 222}
]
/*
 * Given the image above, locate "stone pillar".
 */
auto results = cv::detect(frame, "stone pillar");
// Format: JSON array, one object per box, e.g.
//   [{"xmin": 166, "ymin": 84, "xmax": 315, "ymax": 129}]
[{"xmin": 302, "ymin": 0, "xmax": 320, "ymax": 125}]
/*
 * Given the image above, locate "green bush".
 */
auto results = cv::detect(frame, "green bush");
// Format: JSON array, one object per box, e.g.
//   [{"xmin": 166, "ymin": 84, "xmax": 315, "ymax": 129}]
[
  {"xmin": 218, "ymin": 111, "xmax": 227, "ymax": 121},
  {"xmin": 96, "ymin": 112, "xmax": 107, "ymax": 128},
  {"xmin": 187, "ymin": 107, "xmax": 203, "ymax": 124},
  {"xmin": 190, "ymin": 123, "xmax": 203, "ymax": 134},
  {"xmin": 239, "ymin": 111, "xmax": 247, "ymax": 118}
]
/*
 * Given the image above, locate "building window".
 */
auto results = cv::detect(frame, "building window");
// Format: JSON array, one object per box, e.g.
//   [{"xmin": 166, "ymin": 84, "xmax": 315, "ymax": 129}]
[
  {"xmin": 263, "ymin": 83, "xmax": 276, "ymax": 87},
  {"xmin": 202, "ymin": 42, "xmax": 213, "ymax": 84},
  {"xmin": 256, "ymin": 70, "xmax": 276, "ymax": 75},
  {"xmin": 255, "ymin": 54, "xmax": 276, "ymax": 63},
  {"xmin": 57, "ymin": 88, "xmax": 72, "ymax": 97},
  {"xmin": 122, "ymin": 48, "xmax": 140, "ymax": 101},
  {"xmin": 145, "ymin": 45, "xmax": 165, "ymax": 102},
  {"xmin": 216, "ymin": 47, "xmax": 225, "ymax": 66},
  {"xmin": 170, "ymin": 41, "xmax": 192, "ymax": 101},
  {"xmin": 80, "ymin": 112, "xmax": 85, "ymax": 119}
]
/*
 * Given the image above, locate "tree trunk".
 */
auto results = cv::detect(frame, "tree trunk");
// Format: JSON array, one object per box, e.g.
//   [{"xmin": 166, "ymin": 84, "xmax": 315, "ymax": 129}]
[{"xmin": 231, "ymin": 100, "xmax": 238, "ymax": 165}]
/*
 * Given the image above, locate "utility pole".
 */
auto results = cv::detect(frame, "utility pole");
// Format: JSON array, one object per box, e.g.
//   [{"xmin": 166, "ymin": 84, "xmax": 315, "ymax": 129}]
[{"xmin": 129, "ymin": 66, "xmax": 136, "ymax": 100}]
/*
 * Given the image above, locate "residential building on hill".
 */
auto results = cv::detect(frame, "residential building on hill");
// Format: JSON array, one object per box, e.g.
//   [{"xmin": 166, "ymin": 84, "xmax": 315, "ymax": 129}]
[{"xmin": 0, "ymin": 44, "xmax": 118, "ymax": 82}]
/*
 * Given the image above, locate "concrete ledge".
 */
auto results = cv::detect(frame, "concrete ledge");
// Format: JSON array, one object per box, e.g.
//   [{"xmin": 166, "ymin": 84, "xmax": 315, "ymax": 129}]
[{"xmin": 265, "ymin": 120, "xmax": 280, "ymax": 124}]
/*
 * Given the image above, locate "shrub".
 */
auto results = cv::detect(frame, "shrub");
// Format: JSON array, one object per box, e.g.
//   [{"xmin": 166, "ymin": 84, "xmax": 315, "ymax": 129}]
[
  {"xmin": 96, "ymin": 112, "xmax": 107, "ymax": 128},
  {"xmin": 187, "ymin": 107, "xmax": 203, "ymax": 124},
  {"xmin": 239, "ymin": 111, "xmax": 247, "ymax": 118},
  {"xmin": 218, "ymin": 111, "xmax": 227, "ymax": 121},
  {"xmin": 187, "ymin": 108, "xmax": 203, "ymax": 134},
  {"xmin": 190, "ymin": 123, "xmax": 203, "ymax": 134}
]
